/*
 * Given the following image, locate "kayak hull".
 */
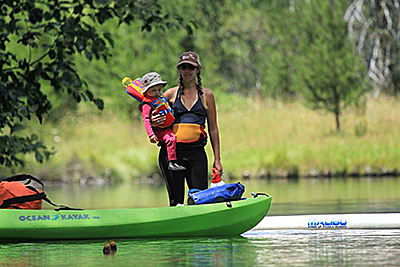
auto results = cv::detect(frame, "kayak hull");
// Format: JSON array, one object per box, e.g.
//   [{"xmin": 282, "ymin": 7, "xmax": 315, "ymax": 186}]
[{"xmin": 0, "ymin": 195, "xmax": 271, "ymax": 241}]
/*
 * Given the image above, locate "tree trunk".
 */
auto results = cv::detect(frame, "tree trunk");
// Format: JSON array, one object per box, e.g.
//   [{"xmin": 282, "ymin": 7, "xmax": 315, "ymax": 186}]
[
  {"xmin": 335, "ymin": 110, "xmax": 341, "ymax": 132},
  {"xmin": 333, "ymin": 86, "xmax": 341, "ymax": 131},
  {"xmin": 256, "ymin": 74, "xmax": 262, "ymax": 104}
]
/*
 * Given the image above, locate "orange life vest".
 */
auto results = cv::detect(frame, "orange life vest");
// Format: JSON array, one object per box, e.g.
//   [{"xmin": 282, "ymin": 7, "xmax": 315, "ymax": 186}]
[{"xmin": 140, "ymin": 95, "xmax": 175, "ymax": 128}]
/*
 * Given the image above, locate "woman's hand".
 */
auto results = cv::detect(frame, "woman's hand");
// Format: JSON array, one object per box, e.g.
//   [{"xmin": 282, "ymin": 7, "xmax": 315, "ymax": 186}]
[
  {"xmin": 213, "ymin": 161, "xmax": 223, "ymax": 176},
  {"xmin": 150, "ymin": 110, "xmax": 166, "ymax": 127}
]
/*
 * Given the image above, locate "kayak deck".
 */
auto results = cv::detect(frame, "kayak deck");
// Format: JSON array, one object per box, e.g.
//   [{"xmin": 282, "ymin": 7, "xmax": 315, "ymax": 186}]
[{"xmin": 0, "ymin": 195, "xmax": 271, "ymax": 241}]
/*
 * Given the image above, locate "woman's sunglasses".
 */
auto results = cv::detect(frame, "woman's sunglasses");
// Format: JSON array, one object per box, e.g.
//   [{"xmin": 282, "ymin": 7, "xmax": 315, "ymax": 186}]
[{"xmin": 179, "ymin": 64, "xmax": 196, "ymax": 70}]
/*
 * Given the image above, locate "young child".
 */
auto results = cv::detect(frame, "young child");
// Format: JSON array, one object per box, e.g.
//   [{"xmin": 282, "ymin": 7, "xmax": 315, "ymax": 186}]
[{"xmin": 140, "ymin": 72, "xmax": 186, "ymax": 171}]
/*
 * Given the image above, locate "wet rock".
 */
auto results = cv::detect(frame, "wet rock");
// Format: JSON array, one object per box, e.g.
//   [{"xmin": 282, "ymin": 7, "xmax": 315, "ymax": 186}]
[{"xmin": 242, "ymin": 170, "xmax": 251, "ymax": 180}]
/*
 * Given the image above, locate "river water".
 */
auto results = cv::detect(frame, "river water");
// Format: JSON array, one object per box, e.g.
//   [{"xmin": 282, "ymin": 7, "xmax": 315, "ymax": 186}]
[{"xmin": 1, "ymin": 177, "xmax": 400, "ymax": 266}]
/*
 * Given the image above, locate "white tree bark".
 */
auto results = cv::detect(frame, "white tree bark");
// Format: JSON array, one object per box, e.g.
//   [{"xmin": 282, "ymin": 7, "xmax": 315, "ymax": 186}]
[{"xmin": 345, "ymin": 0, "xmax": 400, "ymax": 93}]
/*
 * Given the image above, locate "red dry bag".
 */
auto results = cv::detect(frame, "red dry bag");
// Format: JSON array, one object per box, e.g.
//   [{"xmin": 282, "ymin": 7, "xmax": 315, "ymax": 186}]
[
  {"xmin": 0, "ymin": 174, "xmax": 46, "ymax": 210},
  {"xmin": 0, "ymin": 174, "xmax": 83, "ymax": 211}
]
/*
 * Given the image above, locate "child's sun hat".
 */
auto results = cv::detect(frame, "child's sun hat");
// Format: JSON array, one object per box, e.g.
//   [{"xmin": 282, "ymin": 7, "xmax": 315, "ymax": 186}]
[{"xmin": 141, "ymin": 72, "xmax": 167, "ymax": 93}]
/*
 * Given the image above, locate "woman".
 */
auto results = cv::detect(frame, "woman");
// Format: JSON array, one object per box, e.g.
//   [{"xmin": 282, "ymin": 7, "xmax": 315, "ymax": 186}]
[{"xmin": 152, "ymin": 51, "xmax": 223, "ymax": 206}]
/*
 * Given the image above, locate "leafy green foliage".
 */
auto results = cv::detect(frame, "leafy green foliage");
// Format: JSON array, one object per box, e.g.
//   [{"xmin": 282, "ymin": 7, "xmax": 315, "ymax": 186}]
[
  {"xmin": 0, "ymin": 0, "xmax": 191, "ymax": 167},
  {"xmin": 1, "ymin": 0, "xmax": 390, "ymax": 169}
]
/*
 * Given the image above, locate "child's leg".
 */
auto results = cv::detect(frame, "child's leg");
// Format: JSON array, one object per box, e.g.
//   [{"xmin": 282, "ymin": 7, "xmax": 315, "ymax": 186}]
[
  {"xmin": 163, "ymin": 131, "xmax": 177, "ymax": 161},
  {"xmin": 155, "ymin": 128, "xmax": 185, "ymax": 171},
  {"xmin": 154, "ymin": 128, "xmax": 177, "ymax": 161}
]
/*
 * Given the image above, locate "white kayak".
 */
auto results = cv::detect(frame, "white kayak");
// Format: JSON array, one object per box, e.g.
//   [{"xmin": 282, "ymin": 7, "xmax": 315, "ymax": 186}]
[{"xmin": 253, "ymin": 213, "xmax": 400, "ymax": 230}]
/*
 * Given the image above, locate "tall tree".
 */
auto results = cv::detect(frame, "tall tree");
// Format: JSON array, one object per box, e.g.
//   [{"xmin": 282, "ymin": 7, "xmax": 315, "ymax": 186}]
[
  {"xmin": 294, "ymin": 0, "xmax": 368, "ymax": 131},
  {"xmin": 0, "ymin": 0, "xmax": 190, "ymax": 167},
  {"xmin": 210, "ymin": 1, "xmax": 299, "ymax": 98}
]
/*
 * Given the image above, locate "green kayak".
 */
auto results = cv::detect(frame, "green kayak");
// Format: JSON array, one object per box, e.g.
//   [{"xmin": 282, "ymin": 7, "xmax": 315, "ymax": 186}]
[{"xmin": 0, "ymin": 194, "xmax": 271, "ymax": 241}]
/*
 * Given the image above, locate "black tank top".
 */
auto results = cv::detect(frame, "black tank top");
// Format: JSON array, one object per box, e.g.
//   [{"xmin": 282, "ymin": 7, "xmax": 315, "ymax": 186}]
[{"xmin": 173, "ymin": 89, "xmax": 207, "ymax": 126}]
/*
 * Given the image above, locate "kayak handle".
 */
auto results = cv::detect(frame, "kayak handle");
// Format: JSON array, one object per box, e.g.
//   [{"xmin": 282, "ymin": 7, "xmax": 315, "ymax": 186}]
[{"xmin": 251, "ymin": 192, "xmax": 269, "ymax": 198}]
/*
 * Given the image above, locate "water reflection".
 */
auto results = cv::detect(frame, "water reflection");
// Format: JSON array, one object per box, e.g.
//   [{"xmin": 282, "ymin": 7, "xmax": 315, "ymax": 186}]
[
  {"xmin": 244, "ymin": 229, "xmax": 400, "ymax": 266},
  {"xmin": 2, "ymin": 230, "xmax": 400, "ymax": 266},
  {"xmin": 0, "ymin": 238, "xmax": 247, "ymax": 267}
]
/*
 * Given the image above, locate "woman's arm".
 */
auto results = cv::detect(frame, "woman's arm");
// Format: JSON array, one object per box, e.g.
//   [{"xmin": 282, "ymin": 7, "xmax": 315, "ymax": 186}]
[
  {"xmin": 204, "ymin": 89, "xmax": 223, "ymax": 174},
  {"xmin": 164, "ymin": 87, "xmax": 178, "ymax": 103}
]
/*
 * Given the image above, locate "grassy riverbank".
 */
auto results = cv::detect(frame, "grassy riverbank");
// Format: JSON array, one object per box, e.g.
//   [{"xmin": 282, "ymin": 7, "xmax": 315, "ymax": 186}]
[{"xmin": 2, "ymin": 94, "xmax": 400, "ymax": 182}]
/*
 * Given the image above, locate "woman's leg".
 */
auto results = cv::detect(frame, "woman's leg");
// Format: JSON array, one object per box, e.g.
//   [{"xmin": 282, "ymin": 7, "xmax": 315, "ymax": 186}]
[
  {"xmin": 180, "ymin": 148, "xmax": 208, "ymax": 190},
  {"xmin": 159, "ymin": 144, "xmax": 185, "ymax": 206}
]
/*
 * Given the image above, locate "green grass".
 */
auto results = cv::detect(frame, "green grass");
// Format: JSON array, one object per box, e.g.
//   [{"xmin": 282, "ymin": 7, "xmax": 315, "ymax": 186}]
[
  {"xmin": 217, "ymin": 95, "xmax": 400, "ymax": 178},
  {"xmin": 3, "ymin": 94, "xmax": 400, "ymax": 181}
]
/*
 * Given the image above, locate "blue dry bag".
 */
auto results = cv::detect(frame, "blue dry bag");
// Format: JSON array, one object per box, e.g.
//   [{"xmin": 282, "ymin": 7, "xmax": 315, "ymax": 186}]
[{"xmin": 187, "ymin": 182, "xmax": 245, "ymax": 205}]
